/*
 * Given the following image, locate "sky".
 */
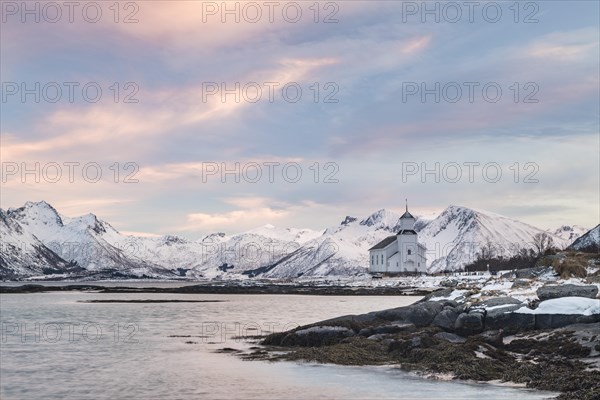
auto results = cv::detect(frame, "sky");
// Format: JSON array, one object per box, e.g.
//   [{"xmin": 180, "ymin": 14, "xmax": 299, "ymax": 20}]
[{"xmin": 1, "ymin": 0, "xmax": 599, "ymax": 238}]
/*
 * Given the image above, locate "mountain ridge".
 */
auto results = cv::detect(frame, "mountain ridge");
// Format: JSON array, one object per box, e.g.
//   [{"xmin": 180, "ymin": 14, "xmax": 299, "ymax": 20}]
[{"xmin": 0, "ymin": 201, "xmax": 586, "ymax": 280}]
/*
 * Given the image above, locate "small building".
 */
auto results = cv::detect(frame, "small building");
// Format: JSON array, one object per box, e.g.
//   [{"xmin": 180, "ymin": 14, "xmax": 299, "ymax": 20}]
[{"xmin": 369, "ymin": 204, "xmax": 427, "ymax": 274}]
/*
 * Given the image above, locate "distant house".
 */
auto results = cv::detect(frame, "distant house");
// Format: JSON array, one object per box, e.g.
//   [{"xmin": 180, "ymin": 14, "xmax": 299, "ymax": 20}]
[{"xmin": 369, "ymin": 204, "xmax": 427, "ymax": 274}]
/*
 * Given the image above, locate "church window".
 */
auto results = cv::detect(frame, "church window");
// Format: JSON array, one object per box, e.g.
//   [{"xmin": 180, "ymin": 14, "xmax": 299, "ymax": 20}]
[{"xmin": 407, "ymin": 249, "xmax": 412, "ymax": 255}]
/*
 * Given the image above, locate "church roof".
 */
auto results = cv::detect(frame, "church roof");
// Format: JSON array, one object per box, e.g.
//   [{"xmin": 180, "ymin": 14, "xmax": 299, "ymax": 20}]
[
  {"xmin": 369, "ymin": 235, "xmax": 397, "ymax": 250},
  {"xmin": 396, "ymin": 229, "xmax": 417, "ymax": 235},
  {"xmin": 400, "ymin": 210, "xmax": 415, "ymax": 219}
]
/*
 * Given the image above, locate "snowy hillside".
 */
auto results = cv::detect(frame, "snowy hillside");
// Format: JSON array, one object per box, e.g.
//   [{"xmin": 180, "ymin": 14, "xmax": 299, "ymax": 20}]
[
  {"xmin": 569, "ymin": 224, "xmax": 600, "ymax": 251},
  {"xmin": 418, "ymin": 205, "xmax": 570, "ymax": 273}
]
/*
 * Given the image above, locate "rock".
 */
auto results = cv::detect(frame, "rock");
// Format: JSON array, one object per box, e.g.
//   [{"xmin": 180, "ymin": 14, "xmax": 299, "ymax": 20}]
[
  {"xmin": 434, "ymin": 332, "xmax": 467, "ymax": 344},
  {"xmin": 511, "ymin": 279, "xmax": 530, "ymax": 289},
  {"xmin": 358, "ymin": 328, "xmax": 374, "ymax": 337},
  {"xmin": 410, "ymin": 336, "xmax": 422, "ymax": 348},
  {"xmin": 485, "ymin": 306, "xmax": 535, "ymax": 333},
  {"xmin": 431, "ymin": 309, "xmax": 460, "ymax": 331},
  {"xmin": 479, "ymin": 330, "xmax": 503, "ymax": 346},
  {"xmin": 537, "ymin": 284, "xmax": 599, "ymax": 301},
  {"xmin": 515, "ymin": 266, "xmax": 553, "ymax": 279},
  {"xmin": 534, "ymin": 314, "xmax": 600, "ymax": 330},
  {"xmin": 320, "ymin": 312, "xmax": 380, "ymax": 325},
  {"xmin": 367, "ymin": 334, "xmax": 388, "ymax": 341},
  {"xmin": 280, "ymin": 326, "xmax": 355, "ymax": 347},
  {"xmin": 440, "ymin": 279, "xmax": 459, "ymax": 288},
  {"xmin": 372, "ymin": 322, "xmax": 415, "ymax": 335},
  {"xmin": 478, "ymin": 297, "xmax": 523, "ymax": 308},
  {"xmin": 439, "ymin": 300, "xmax": 459, "ymax": 308},
  {"xmin": 375, "ymin": 301, "xmax": 444, "ymax": 327},
  {"xmin": 420, "ymin": 288, "xmax": 453, "ymax": 302},
  {"xmin": 455, "ymin": 312, "xmax": 484, "ymax": 336}
]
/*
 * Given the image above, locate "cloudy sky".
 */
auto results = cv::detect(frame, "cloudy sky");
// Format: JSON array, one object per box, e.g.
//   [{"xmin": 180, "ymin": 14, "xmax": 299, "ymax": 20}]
[{"xmin": 1, "ymin": 1, "xmax": 598, "ymax": 237}]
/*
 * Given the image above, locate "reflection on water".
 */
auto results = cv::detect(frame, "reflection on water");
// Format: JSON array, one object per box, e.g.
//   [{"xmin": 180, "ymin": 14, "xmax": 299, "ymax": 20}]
[{"xmin": 0, "ymin": 293, "xmax": 555, "ymax": 399}]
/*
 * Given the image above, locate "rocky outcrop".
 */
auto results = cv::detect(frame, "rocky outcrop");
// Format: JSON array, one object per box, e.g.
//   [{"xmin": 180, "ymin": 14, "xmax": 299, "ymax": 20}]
[
  {"xmin": 537, "ymin": 284, "xmax": 598, "ymax": 300},
  {"xmin": 374, "ymin": 301, "xmax": 444, "ymax": 327},
  {"xmin": 454, "ymin": 311, "xmax": 485, "ymax": 336}
]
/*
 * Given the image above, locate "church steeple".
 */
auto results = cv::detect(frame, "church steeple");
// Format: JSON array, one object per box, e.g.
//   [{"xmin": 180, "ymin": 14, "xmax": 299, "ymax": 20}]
[
  {"xmin": 398, "ymin": 199, "xmax": 416, "ymax": 231},
  {"xmin": 400, "ymin": 199, "xmax": 414, "ymax": 220}
]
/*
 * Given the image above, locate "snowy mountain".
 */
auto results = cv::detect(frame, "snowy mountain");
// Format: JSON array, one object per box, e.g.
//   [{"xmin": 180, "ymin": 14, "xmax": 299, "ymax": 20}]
[
  {"xmin": 4, "ymin": 202, "xmax": 182, "ymax": 279},
  {"xmin": 551, "ymin": 225, "xmax": 588, "ymax": 244},
  {"xmin": 255, "ymin": 209, "xmax": 409, "ymax": 278},
  {"xmin": 0, "ymin": 208, "xmax": 77, "ymax": 279},
  {"xmin": 418, "ymin": 206, "xmax": 570, "ymax": 273},
  {"xmin": 569, "ymin": 224, "xmax": 600, "ymax": 252},
  {"xmin": 0, "ymin": 201, "xmax": 585, "ymax": 280}
]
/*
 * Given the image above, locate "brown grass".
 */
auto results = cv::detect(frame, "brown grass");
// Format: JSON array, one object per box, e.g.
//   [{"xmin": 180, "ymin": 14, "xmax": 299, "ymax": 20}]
[{"xmin": 552, "ymin": 258, "xmax": 587, "ymax": 279}]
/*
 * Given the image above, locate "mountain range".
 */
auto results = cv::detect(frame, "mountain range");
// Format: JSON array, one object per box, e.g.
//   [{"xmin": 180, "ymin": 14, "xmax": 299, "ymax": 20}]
[{"xmin": 0, "ymin": 201, "xmax": 595, "ymax": 280}]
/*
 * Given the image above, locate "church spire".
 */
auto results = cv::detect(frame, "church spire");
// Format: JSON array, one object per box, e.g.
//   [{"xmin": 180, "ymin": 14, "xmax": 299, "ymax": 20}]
[{"xmin": 405, "ymin": 198, "xmax": 408, "ymax": 213}]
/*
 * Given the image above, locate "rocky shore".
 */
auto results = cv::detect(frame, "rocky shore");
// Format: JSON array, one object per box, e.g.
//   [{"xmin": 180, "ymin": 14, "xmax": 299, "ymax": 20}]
[{"xmin": 244, "ymin": 284, "xmax": 600, "ymax": 400}]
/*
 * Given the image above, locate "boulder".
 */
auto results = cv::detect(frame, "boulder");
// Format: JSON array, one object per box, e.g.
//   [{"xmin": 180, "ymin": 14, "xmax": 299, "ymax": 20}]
[
  {"xmin": 431, "ymin": 309, "xmax": 460, "ymax": 331},
  {"xmin": 537, "ymin": 284, "xmax": 599, "ymax": 301},
  {"xmin": 511, "ymin": 279, "xmax": 530, "ymax": 289},
  {"xmin": 478, "ymin": 297, "xmax": 523, "ymax": 308},
  {"xmin": 485, "ymin": 306, "xmax": 535, "ymax": 333},
  {"xmin": 534, "ymin": 313, "xmax": 600, "ymax": 330},
  {"xmin": 434, "ymin": 332, "xmax": 467, "ymax": 344},
  {"xmin": 454, "ymin": 312, "xmax": 484, "ymax": 336},
  {"xmin": 375, "ymin": 301, "xmax": 444, "ymax": 327},
  {"xmin": 516, "ymin": 266, "xmax": 553, "ymax": 279},
  {"xmin": 479, "ymin": 330, "xmax": 503, "ymax": 346}
]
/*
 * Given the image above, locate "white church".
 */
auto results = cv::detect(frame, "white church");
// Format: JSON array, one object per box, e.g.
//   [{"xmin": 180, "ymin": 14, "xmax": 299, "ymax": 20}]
[{"xmin": 369, "ymin": 204, "xmax": 427, "ymax": 274}]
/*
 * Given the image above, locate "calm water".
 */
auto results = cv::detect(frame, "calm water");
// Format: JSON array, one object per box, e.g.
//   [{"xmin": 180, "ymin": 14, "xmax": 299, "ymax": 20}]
[{"xmin": 0, "ymin": 292, "xmax": 556, "ymax": 399}]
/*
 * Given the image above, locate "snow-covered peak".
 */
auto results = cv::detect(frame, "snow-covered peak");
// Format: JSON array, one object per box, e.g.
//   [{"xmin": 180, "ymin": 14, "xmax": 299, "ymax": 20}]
[
  {"xmin": 245, "ymin": 224, "xmax": 323, "ymax": 244},
  {"xmin": 341, "ymin": 216, "xmax": 357, "ymax": 226},
  {"xmin": 8, "ymin": 200, "xmax": 64, "ymax": 228},
  {"xmin": 359, "ymin": 209, "xmax": 401, "ymax": 229},
  {"xmin": 551, "ymin": 225, "xmax": 588, "ymax": 243}
]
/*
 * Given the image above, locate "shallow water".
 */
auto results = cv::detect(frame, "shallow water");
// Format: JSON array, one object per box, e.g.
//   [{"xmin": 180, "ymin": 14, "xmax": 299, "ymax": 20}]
[{"xmin": 0, "ymin": 292, "xmax": 556, "ymax": 399}]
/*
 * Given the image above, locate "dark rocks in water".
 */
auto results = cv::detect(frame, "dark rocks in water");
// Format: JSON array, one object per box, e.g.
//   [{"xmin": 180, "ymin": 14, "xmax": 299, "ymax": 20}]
[
  {"xmin": 537, "ymin": 284, "xmax": 599, "ymax": 300},
  {"xmin": 433, "ymin": 332, "xmax": 466, "ymax": 344},
  {"xmin": 375, "ymin": 301, "xmax": 443, "ymax": 327},
  {"xmin": 454, "ymin": 312, "xmax": 484, "ymax": 336},
  {"xmin": 431, "ymin": 309, "xmax": 460, "ymax": 331}
]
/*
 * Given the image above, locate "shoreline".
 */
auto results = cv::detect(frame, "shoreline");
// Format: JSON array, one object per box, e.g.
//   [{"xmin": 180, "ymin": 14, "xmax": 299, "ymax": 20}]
[
  {"xmin": 239, "ymin": 288, "xmax": 600, "ymax": 400},
  {"xmin": 0, "ymin": 283, "xmax": 434, "ymax": 296}
]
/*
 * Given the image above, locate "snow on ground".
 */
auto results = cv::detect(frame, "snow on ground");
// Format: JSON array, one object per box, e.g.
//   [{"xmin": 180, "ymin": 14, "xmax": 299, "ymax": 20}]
[{"xmin": 515, "ymin": 297, "xmax": 600, "ymax": 316}]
